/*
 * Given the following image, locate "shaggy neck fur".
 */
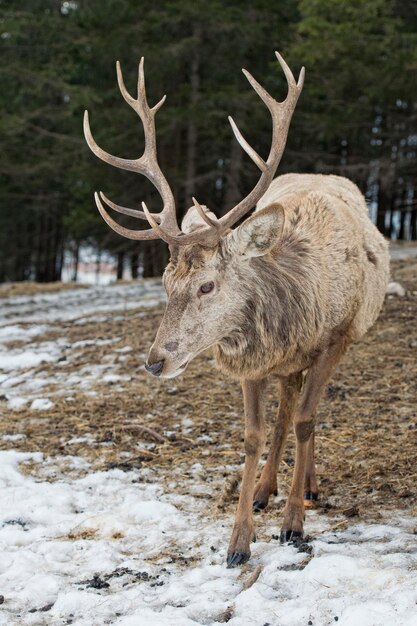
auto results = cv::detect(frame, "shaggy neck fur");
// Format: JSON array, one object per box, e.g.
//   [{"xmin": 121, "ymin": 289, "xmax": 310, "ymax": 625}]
[{"xmin": 213, "ymin": 229, "xmax": 327, "ymax": 380}]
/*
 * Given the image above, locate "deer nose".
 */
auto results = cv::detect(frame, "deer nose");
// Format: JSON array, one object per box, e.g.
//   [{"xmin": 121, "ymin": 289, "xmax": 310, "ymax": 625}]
[{"xmin": 145, "ymin": 359, "xmax": 164, "ymax": 377}]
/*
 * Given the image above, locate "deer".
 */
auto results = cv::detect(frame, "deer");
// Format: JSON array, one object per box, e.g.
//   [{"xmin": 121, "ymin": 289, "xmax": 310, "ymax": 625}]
[{"xmin": 84, "ymin": 52, "xmax": 390, "ymax": 568}]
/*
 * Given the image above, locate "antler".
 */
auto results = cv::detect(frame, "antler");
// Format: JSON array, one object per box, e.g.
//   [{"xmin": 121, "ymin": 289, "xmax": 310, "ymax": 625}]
[
  {"xmin": 84, "ymin": 52, "xmax": 304, "ymax": 246},
  {"xmin": 220, "ymin": 52, "xmax": 304, "ymax": 231},
  {"xmin": 84, "ymin": 58, "xmax": 180, "ymax": 242}
]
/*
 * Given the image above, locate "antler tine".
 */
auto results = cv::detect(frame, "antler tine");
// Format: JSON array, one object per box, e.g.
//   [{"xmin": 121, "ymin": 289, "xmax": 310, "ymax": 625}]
[
  {"xmin": 297, "ymin": 66, "xmax": 305, "ymax": 91},
  {"xmin": 242, "ymin": 69, "xmax": 277, "ymax": 113},
  {"xmin": 142, "ymin": 202, "xmax": 179, "ymax": 245},
  {"xmin": 152, "ymin": 94, "xmax": 167, "ymax": 114},
  {"xmin": 84, "ymin": 111, "xmax": 141, "ymax": 173},
  {"xmin": 274, "ymin": 51, "xmax": 297, "ymax": 90},
  {"xmin": 116, "ymin": 61, "xmax": 136, "ymax": 107},
  {"xmin": 99, "ymin": 191, "xmax": 161, "ymax": 222},
  {"xmin": 275, "ymin": 51, "xmax": 305, "ymax": 94},
  {"xmin": 192, "ymin": 197, "xmax": 220, "ymax": 230},
  {"xmin": 137, "ymin": 57, "xmax": 146, "ymax": 101},
  {"xmin": 228, "ymin": 116, "xmax": 267, "ymax": 172},
  {"xmin": 94, "ymin": 193, "xmax": 160, "ymax": 241}
]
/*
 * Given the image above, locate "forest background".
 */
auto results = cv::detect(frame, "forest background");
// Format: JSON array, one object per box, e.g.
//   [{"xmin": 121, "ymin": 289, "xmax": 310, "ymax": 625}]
[{"xmin": 1, "ymin": 0, "xmax": 416, "ymax": 282}]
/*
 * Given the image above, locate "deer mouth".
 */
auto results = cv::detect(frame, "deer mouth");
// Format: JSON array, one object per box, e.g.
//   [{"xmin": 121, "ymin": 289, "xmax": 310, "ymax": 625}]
[{"xmin": 157, "ymin": 359, "xmax": 190, "ymax": 380}]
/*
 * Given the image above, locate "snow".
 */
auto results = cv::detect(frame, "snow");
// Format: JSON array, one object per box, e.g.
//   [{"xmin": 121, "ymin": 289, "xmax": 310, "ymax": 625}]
[
  {"xmin": 0, "ymin": 451, "xmax": 415, "ymax": 626},
  {"xmin": 0, "ymin": 280, "xmax": 416, "ymax": 625},
  {"xmin": 0, "ymin": 350, "xmax": 56, "ymax": 371},
  {"xmin": 5, "ymin": 397, "xmax": 28, "ymax": 410},
  {"xmin": 0, "ymin": 280, "xmax": 165, "ymax": 326},
  {"xmin": 1, "ymin": 434, "xmax": 26, "ymax": 441},
  {"xmin": 0, "ymin": 280, "xmax": 166, "ymax": 409},
  {"xmin": 30, "ymin": 398, "xmax": 54, "ymax": 410},
  {"xmin": 386, "ymin": 281, "xmax": 406, "ymax": 297}
]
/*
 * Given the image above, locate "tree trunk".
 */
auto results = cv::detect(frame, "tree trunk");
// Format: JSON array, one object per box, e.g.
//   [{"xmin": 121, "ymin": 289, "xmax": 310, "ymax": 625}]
[
  {"xmin": 131, "ymin": 252, "xmax": 139, "ymax": 279},
  {"xmin": 95, "ymin": 248, "xmax": 101, "ymax": 284},
  {"xmin": 141, "ymin": 241, "xmax": 167, "ymax": 277},
  {"xmin": 388, "ymin": 181, "xmax": 403, "ymax": 240},
  {"xmin": 34, "ymin": 210, "xmax": 43, "ymax": 281},
  {"xmin": 411, "ymin": 208, "xmax": 417, "ymax": 240},
  {"xmin": 223, "ymin": 132, "xmax": 244, "ymax": 214},
  {"xmin": 142, "ymin": 242, "xmax": 154, "ymax": 278},
  {"xmin": 398, "ymin": 209, "xmax": 406, "ymax": 240},
  {"xmin": 52, "ymin": 218, "xmax": 63, "ymax": 281},
  {"xmin": 117, "ymin": 251, "xmax": 125, "ymax": 280},
  {"xmin": 376, "ymin": 174, "xmax": 391, "ymax": 237},
  {"xmin": 72, "ymin": 243, "xmax": 80, "ymax": 282},
  {"xmin": 398, "ymin": 186, "xmax": 409, "ymax": 240},
  {"xmin": 184, "ymin": 25, "xmax": 201, "ymax": 204}
]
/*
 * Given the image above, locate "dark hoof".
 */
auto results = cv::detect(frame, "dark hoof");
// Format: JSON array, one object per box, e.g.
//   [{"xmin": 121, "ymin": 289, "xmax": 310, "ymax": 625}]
[
  {"xmin": 280, "ymin": 530, "xmax": 303, "ymax": 544},
  {"xmin": 304, "ymin": 491, "xmax": 318, "ymax": 501},
  {"xmin": 253, "ymin": 499, "xmax": 267, "ymax": 512},
  {"xmin": 226, "ymin": 551, "xmax": 250, "ymax": 568}
]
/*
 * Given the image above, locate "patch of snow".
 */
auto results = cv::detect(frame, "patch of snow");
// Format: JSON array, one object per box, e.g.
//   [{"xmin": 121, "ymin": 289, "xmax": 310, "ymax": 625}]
[
  {"xmin": 7, "ymin": 397, "xmax": 28, "ymax": 410},
  {"xmin": 386, "ymin": 281, "xmax": 406, "ymax": 297},
  {"xmin": 30, "ymin": 398, "xmax": 54, "ymax": 410},
  {"xmin": 0, "ymin": 279, "xmax": 165, "ymax": 326},
  {"xmin": 64, "ymin": 436, "xmax": 96, "ymax": 446},
  {"xmin": 0, "ymin": 324, "xmax": 50, "ymax": 343},
  {"xmin": 71, "ymin": 337, "xmax": 118, "ymax": 349},
  {"xmin": 1, "ymin": 434, "xmax": 26, "ymax": 441},
  {"xmin": 0, "ymin": 350, "xmax": 56, "ymax": 371},
  {"xmin": 389, "ymin": 245, "xmax": 417, "ymax": 261},
  {"xmin": 102, "ymin": 373, "xmax": 132, "ymax": 383},
  {"xmin": 0, "ymin": 280, "xmax": 165, "ymax": 406}
]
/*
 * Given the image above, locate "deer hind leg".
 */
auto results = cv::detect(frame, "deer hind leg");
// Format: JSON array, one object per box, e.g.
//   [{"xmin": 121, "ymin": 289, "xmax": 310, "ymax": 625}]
[
  {"xmin": 304, "ymin": 427, "xmax": 318, "ymax": 508},
  {"xmin": 253, "ymin": 372, "xmax": 303, "ymax": 512},
  {"xmin": 281, "ymin": 338, "xmax": 347, "ymax": 542},
  {"xmin": 227, "ymin": 378, "xmax": 267, "ymax": 568}
]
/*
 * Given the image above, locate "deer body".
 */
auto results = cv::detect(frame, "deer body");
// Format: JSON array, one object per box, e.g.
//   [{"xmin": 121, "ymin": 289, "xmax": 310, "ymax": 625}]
[
  {"xmin": 84, "ymin": 54, "xmax": 389, "ymax": 568},
  {"xmin": 214, "ymin": 173, "xmax": 389, "ymax": 381}
]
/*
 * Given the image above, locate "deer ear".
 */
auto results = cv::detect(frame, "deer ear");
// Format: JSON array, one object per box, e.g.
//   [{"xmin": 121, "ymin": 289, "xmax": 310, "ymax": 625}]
[{"xmin": 231, "ymin": 203, "xmax": 285, "ymax": 258}]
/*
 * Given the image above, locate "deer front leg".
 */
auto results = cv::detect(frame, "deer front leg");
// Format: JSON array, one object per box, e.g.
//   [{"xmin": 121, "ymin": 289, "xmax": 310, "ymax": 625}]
[
  {"xmin": 227, "ymin": 378, "xmax": 266, "ymax": 568},
  {"xmin": 253, "ymin": 372, "xmax": 302, "ymax": 511},
  {"xmin": 281, "ymin": 339, "xmax": 347, "ymax": 542}
]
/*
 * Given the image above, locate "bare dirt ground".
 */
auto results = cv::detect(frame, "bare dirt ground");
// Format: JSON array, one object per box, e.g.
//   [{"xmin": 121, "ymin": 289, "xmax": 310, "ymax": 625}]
[{"xmin": 0, "ymin": 258, "xmax": 416, "ymax": 532}]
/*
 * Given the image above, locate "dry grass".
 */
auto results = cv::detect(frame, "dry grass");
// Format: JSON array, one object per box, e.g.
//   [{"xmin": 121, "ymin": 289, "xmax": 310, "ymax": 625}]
[
  {"xmin": 0, "ymin": 281, "xmax": 88, "ymax": 299},
  {"xmin": 0, "ymin": 259, "xmax": 416, "ymax": 525}
]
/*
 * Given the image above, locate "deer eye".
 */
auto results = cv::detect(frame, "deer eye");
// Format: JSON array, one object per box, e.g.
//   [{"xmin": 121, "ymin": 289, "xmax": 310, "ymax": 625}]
[{"xmin": 199, "ymin": 281, "xmax": 214, "ymax": 295}]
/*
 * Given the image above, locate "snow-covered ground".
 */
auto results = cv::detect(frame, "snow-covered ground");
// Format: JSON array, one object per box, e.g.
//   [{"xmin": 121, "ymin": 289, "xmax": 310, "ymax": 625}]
[
  {"xmin": 0, "ymin": 282, "xmax": 416, "ymax": 626},
  {"xmin": 0, "ymin": 450, "xmax": 416, "ymax": 626},
  {"xmin": 0, "ymin": 280, "xmax": 165, "ymax": 411}
]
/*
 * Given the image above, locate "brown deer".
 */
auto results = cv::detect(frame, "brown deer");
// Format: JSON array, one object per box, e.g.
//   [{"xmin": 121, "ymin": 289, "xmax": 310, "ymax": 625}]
[{"xmin": 84, "ymin": 53, "xmax": 389, "ymax": 568}]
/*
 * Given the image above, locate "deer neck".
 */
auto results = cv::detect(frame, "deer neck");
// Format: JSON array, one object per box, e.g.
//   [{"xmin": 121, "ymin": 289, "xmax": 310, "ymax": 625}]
[{"xmin": 213, "ymin": 240, "xmax": 326, "ymax": 379}]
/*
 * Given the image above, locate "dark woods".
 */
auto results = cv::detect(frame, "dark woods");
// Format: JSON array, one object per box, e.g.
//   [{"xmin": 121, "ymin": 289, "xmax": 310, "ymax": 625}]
[{"xmin": 1, "ymin": 0, "xmax": 416, "ymax": 282}]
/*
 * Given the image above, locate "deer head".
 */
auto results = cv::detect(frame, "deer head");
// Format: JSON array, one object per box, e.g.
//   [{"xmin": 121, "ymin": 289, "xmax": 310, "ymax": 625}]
[{"xmin": 84, "ymin": 53, "xmax": 304, "ymax": 378}]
